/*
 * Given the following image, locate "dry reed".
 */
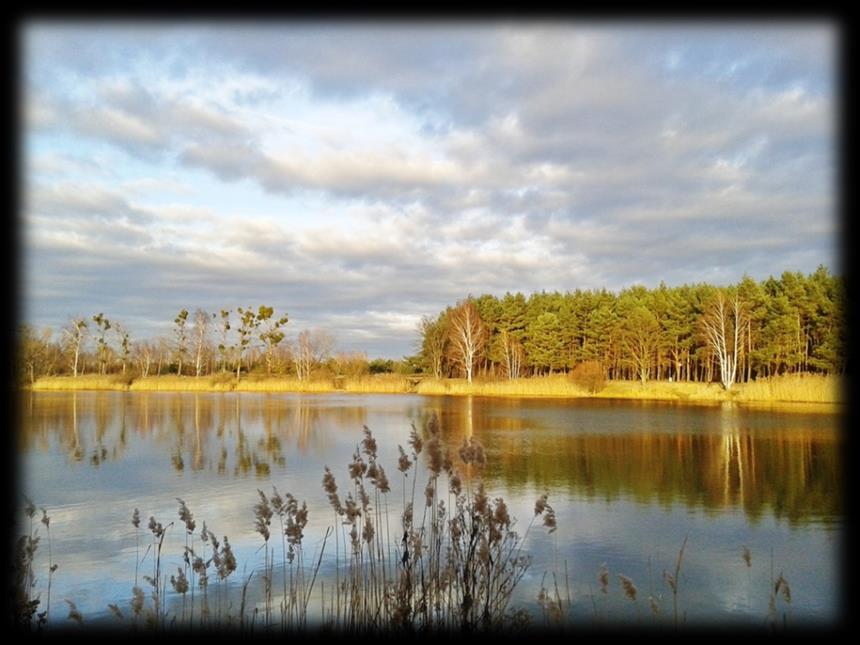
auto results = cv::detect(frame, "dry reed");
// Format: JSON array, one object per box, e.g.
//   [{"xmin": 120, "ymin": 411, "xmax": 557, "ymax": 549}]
[
  {"xmin": 735, "ymin": 374, "xmax": 841, "ymax": 404},
  {"xmin": 15, "ymin": 427, "xmax": 807, "ymax": 632},
  {"xmin": 28, "ymin": 372, "xmax": 844, "ymax": 406}
]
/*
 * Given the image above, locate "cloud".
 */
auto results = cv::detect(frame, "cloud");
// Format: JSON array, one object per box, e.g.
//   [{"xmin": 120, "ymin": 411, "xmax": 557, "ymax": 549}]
[
  {"xmin": 27, "ymin": 182, "xmax": 154, "ymax": 224},
  {"xmin": 21, "ymin": 23, "xmax": 838, "ymax": 357}
]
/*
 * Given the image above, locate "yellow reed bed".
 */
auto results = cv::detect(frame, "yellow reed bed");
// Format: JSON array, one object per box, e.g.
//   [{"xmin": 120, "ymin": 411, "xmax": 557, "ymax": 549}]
[
  {"xmin": 28, "ymin": 372, "xmax": 843, "ymax": 405},
  {"xmin": 734, "ymin": 373, "xmax": 843, "ymax": 404}
]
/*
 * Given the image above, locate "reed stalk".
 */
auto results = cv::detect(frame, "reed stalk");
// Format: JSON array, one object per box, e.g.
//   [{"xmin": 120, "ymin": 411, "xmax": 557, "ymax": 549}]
[{"xmin": 18, "ymin": 421, "xmax": 805, "ymax": 633}]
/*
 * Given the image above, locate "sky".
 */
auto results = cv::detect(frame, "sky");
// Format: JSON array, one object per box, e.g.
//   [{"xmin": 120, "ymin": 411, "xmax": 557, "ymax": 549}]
[{"xmin": 21, "ymin": 20, "xmax": 838, "ymax": 358}]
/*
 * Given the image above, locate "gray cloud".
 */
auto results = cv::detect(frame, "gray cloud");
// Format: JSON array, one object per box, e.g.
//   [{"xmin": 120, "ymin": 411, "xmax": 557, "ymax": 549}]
[
  {"xmin": 28, "ymin": 183, "xmax": 154, "ymax": 224},
  {"xmin": 22, "ymin": 23, "xmax": 838, "ymax": 357}
]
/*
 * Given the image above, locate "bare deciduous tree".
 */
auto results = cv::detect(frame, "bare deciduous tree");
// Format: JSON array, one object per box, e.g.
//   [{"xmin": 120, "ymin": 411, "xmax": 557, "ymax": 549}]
[
  {"xmin": 293, "ymin": 329, "xmax": 335, "ymax": 381},
  {"xmin": 418, "ymin": 314, "xmax": 448, "ymax": 379},
  {"xmin": 133, "ymin": 340, "xmax": 154, "ymax": 377},
  {"xmin": 155, "ymin": 336, "xmax": 170, "ymax": 376},
  {"xmin": 448, "ymin": 299, "xmax": 486, "ymax": 383},
  {"xmin": 173, "ymin": 309, "xmax": 189, "ymax": 376},
  {"xmin": 217, "ymin": 309, "xmax": 232, "ymax": 373},
  {"xmin": 331, "ymin": 351, "xmax": 369, "ymax": 377},
  {"xmin": 500, "ymin": 329, "xmax": 524, "ymax": 380},
  {"xmin": 192, "ymin": 309, "xmax": 214, "ymax": 377},
  {"xmin": 700, "ymin": 290, "xmax": 749, "ymax": 391},
  {"xmin": 113, "ymin": 322, "xmax": 131, "ymax": 375},
  {"xmin": 18, "ymin": 325, "xmax": 53, "ymax": 384},
  {"xmin": 62, "ymin": 317, "xmax": 88, "ymax": 378},
  {"xmin": 92, "ymin": 313, "xmax": 112, "ymax": 375}
]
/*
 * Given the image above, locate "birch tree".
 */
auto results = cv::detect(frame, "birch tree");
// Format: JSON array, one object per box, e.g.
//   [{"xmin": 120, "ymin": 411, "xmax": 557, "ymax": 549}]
[
  {"xmin": 293, "ymin": 329, "xmax": 334, "ymax": 381},
  {"xmin": 192, "ymin": 309, "xmax": 214, "ymax": 377},
  {"xmin": 500, "ymin": 329, "xmax": 524, "ymax": 380},
  {"xmin": 134, "ymin": 340, "xmax": 154, "ymax": 377},
  {"xmin": 447, "ymin": 298, "xmax": 486, "ymax": 383},
  {"xmin": 700, "ymin": 290, "xmax": 749, "ymax": 391},
  {"xmin": 62, "ymin": 317, "xmax": 88, "ymax": 377},
  {"xmin": 155, "ymin": 336, "xmax": 170, "ymax": 376}
]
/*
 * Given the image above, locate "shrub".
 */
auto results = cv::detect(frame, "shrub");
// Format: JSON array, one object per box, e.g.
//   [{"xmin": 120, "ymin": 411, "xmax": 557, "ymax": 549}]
[
  {"xmin": 570, "ymin": 360, "xmax": 606, "ymax": 393},
  {"xmin": 209, "ymin": 371, "xmax": 236, "ymax": 387},
  {"xmin": 368, "ymin": 358, "xmax": 395, "ymax": 374},
  {"xmin": 109, "ymin": 373, "xmax": 135, "ymax": 387}
]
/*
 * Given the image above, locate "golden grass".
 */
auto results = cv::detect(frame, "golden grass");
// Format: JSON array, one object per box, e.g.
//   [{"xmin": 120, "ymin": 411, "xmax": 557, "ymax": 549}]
[
  {"xmin": 594, "ymin": 380, "xmax": 728, "ymax": 402},
  {"xmin": 130, "ymin": 376, "xmax": 234, "ymax": 392},
  {"xmin": 342, "ymin": 374, "xmax": 411, "ymax": 393},
  {"xmin": 233, "ymin": 376, "xmax": 337, "ymax": 393},
  {"xmin": 29, "ymin": 375, "xmax": 133, "ymax": 391},
  {"xmin": 27, "ymin": 373, "xmax": 843, "ymax": 406},
  {"xmin": 733, "ymin": 373, "xmax": 843, "ymax": 404},
  {"xmin": 416, "ymin": 375, "xmax": 589, "ymax": 398}
]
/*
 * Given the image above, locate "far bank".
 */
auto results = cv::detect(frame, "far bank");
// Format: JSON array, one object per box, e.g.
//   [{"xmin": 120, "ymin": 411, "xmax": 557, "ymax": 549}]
[{"xmin": 23, "ymin": 373, "xmax": 843, "ymax": 409}]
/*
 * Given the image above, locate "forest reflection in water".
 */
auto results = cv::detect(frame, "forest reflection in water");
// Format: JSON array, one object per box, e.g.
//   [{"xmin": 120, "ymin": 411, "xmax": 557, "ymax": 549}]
[{"xmin": 20, "ymin": 391, "xmax": 840, "ymax": 528}]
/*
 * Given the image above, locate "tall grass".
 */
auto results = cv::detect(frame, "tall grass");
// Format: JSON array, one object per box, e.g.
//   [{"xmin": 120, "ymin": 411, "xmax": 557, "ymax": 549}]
[
  {"xmin": 416, "ymin": 376, "xmax": 588, "ymax": 398},
  {"xmin": 343, "ymin": 374, "xmax": 411, "ymax": 393},
  {"xmin": 734, "ymin": 373, "xmax": 842, "ymax": 404},
  {"xmin": 593, "ymin": 380, "xmax": 726, "ymax": 402},
  {"xmin": 233, "ymin": 377, "xmax": 338, "ymax": 393},
  {"xmin": 30, "ymin": 374, "xmax": 133, "ymax": 391},
  {"xmin": 14, "ymin": 418, "xmax": 560, "ymax": 633},
  {"xmin": 26, "ymin": 373, "xmax": 844, "ymax": 405},
  {"xmin": 14, "ymin": 428, "xmax": 802, "ymax": 633}
]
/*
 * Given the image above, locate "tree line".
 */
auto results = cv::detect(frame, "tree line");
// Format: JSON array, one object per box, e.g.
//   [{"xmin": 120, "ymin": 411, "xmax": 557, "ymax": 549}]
[
  {"xmin": 417, "ymin": 266, "xmax": 845, "ymax": 389},
  {"xmin": 16, "ymin": 305, "xmax": 371, "ymax": 384},
  {"xmin": 16, "ymin": 266, "xmax": 845, "ymax": 389}
]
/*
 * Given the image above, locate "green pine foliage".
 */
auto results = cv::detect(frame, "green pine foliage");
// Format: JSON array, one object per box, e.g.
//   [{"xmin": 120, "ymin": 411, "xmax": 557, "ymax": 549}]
[
  {"xmin": 17, "ymin": 267, "xmax": 845, "ymax": 386},
  {"xmin": 417, "ymin": 266, "xmax": 845, "ymax": 383}
]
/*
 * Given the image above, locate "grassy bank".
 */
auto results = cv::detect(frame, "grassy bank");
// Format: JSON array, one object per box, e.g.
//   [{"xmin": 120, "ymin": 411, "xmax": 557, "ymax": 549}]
[{"xmin": 26, "ymin": 372, "xmax": 843, "ymax": 406}]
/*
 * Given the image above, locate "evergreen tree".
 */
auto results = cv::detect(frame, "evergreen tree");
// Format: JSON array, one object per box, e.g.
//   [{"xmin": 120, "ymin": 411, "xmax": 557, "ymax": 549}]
[{"xmin": 525, "ymin": 311, "xmax": 564, "ymax": 375}]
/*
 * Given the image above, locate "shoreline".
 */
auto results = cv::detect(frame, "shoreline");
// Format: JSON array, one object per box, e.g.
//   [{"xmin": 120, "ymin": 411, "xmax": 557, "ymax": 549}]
[{"xmin": 22, "ymin": 373, "xmax": 843, "ymax": 410}]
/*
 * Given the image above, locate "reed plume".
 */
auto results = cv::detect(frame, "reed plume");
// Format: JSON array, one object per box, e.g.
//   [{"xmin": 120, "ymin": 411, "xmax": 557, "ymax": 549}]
[
  {"xmin": 598, "ymin": 564, "xmax": 609, "ymax": 595},
  {"xmin": 619, "ymin": 574, "xmax": 637, "ymax": 601}
]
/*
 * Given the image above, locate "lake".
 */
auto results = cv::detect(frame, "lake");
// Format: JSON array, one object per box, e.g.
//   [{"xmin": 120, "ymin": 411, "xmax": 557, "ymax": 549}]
[{"xmin": 18, "ymin": 390, "xmax": 843, "ymax": 629}]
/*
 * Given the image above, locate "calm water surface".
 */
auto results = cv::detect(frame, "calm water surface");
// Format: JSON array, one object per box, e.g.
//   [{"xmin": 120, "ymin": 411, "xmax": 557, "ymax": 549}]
[{"xmin": 19, "ymin": 391, "xmax": 843, "ymax": 628}]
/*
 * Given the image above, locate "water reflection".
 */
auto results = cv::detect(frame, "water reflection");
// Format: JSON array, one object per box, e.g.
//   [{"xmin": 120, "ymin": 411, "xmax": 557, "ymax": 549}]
[
  {"xmin": 20, "ymin": 392, "xmax": 840, "ymax": 528},
  {"xmin": 400, "ymin": 396, "xmax": 841, "ymax": 528},
  {"xmin": 18, "ymin": 391, "xmax": 843, "ymax": 626},
  {"xmin": 430, "ymin": 397, "xmax": 840, "ymax": 527}
]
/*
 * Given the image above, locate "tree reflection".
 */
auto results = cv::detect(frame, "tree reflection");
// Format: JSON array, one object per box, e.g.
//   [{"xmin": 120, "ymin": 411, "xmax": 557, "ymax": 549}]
[
  {"xmin": 477, "ymin": 425, "xmax": 839, "ymax": 525},
  {"xmin": 70, "ymin": 391, "xmax": 82, "ymax": 461},
  {"xmin": 19, "ymin": 392, "xmax": 840, "ymax": 525}
]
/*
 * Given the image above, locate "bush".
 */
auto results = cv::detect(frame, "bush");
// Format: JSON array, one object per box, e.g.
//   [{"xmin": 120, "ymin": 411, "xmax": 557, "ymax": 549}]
[
  {"xmin": 109, "ymin": 372, "xmax": 135, "ymax": 387},
  {"xmin": 209, "ymin": 371, "xmax": 236, "ymax": 386},
  {"xmin": 368, "ymin": 358, "xmax": 395, "ymax": 374},
  {"xmin": 570, "ymin": 360, "xmax": 606, "ymax": 393}
]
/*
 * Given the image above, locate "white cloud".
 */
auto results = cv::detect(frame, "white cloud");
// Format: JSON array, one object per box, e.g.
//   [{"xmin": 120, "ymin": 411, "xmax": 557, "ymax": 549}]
[{"xmin": 21, "ymin": 23, "xmax": 838, "ymax": 356}]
